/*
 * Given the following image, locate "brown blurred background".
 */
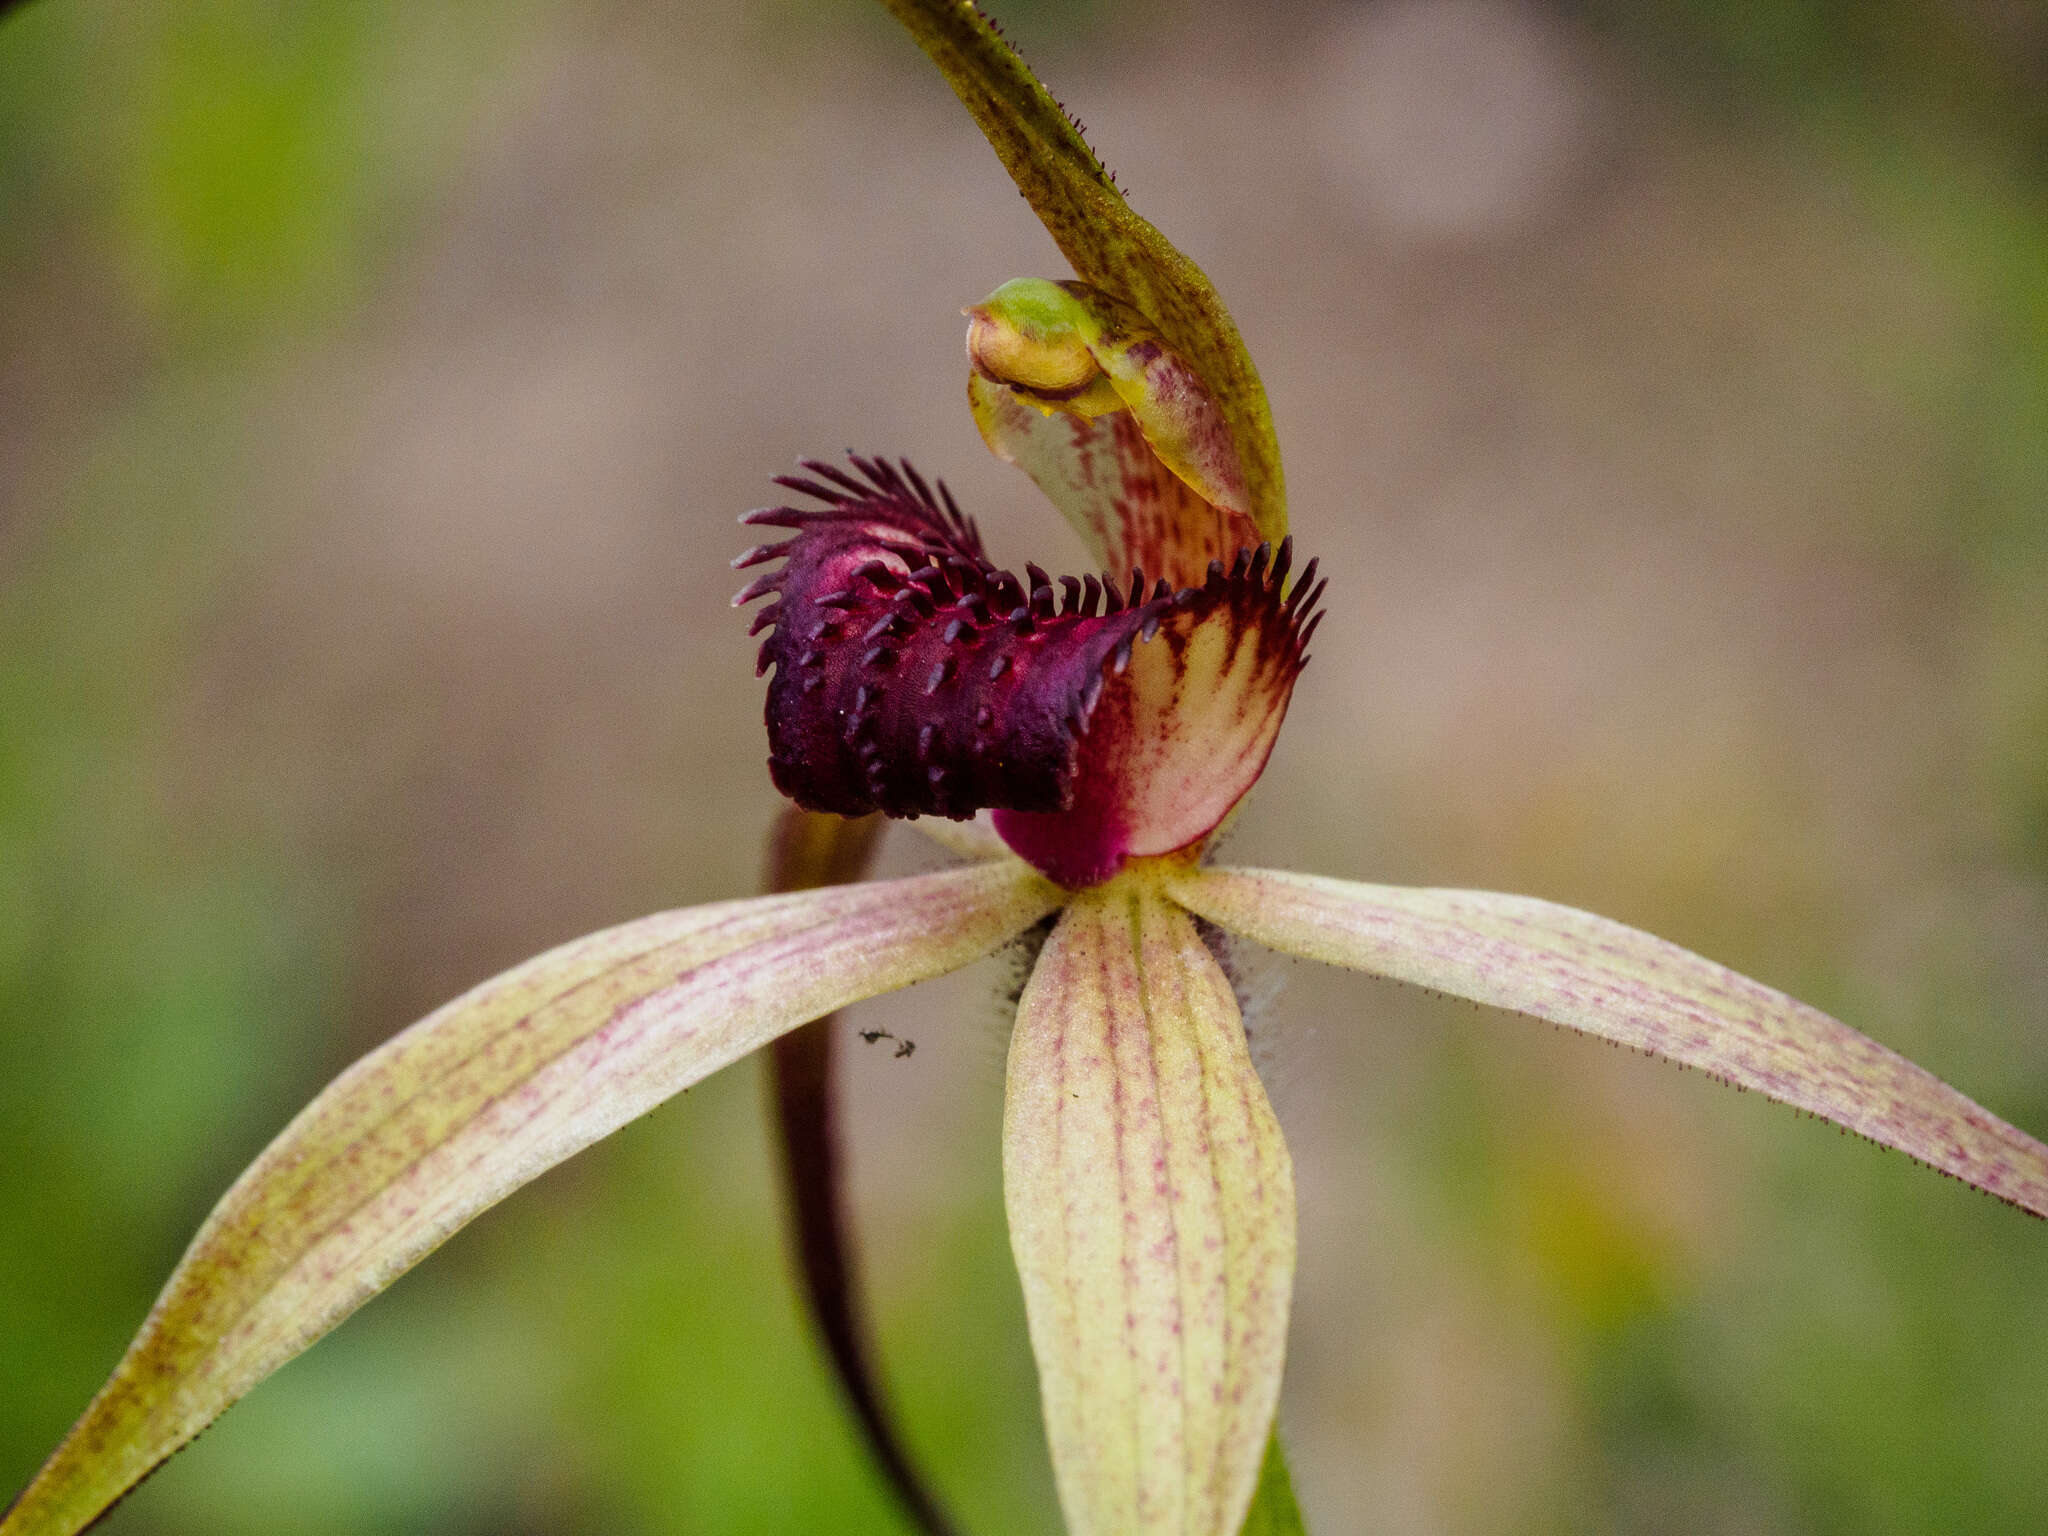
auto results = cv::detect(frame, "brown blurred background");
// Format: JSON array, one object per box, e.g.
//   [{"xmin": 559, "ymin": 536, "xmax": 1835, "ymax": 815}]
[{"xmin": 3, "ymin": 0, "xmax": 2046, "ymax": 1531}]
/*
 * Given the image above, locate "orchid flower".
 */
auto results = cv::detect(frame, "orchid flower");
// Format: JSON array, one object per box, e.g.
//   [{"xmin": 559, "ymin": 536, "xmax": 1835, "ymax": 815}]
[{"xmin": 6, "ymin": 5, "xmax": 2047, "ymax": 1536}]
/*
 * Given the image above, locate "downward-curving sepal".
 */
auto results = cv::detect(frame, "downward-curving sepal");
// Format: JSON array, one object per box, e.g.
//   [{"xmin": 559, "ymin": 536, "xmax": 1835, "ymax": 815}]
[
  {"xmin": 1169, "ymin": 867, "xmax": 2048, "ymax": 1220},
  {"xmin": 1, "ymin": 864, "xmax": 1060, "ymax": 1536},
  {"xmin": 1004, "ymin": 881, "xmax": 1295, "ymax": 1536},
  {"xmin": 739, "ymin": 465, "xmax": 1321, "ymax": 888},
  {"xmin": 759, "ymin": 810, "xmax": 961, "ymax": 1536}
]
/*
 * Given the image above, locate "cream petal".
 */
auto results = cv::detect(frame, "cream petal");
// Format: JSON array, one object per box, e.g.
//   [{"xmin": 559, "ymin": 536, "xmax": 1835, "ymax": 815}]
[
  {"xmin": 3, "ymin": 863, "xmax": 1061, "ymax": 1536},
  {"xmin": 1004, "ymin": 881, "xmax": 1294, "ymax": 1536},
  {"xmin": 1171, "ymin": 866, "xmax": 2048, "ymax": 1219}
]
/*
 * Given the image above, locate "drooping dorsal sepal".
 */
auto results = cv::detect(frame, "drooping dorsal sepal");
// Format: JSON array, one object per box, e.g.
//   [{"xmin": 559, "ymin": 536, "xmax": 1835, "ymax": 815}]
[
  {"xmin": 737, "ymin": 458, "xmax": 1323, "ymax": 887},
  {"xmin": 968, "ymin": 279, "xmax": 1263, "ymax": 591}
]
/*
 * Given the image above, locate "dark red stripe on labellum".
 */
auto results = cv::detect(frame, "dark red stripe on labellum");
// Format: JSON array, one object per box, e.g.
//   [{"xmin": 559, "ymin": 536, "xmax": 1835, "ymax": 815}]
[{"xmin": 736, "ymin": 455, "xmax": 1321, "ymax": 886}]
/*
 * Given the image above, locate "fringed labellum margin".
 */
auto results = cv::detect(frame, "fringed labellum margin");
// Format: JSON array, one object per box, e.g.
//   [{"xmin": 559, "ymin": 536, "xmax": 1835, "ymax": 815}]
[{"xmin": 735, "ymin": 456, "xmax": 1323, "ymax": 888}]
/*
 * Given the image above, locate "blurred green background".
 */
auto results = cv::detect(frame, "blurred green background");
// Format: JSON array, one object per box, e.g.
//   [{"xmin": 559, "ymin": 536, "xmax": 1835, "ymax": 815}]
[{"xmin": 2, "ymin": 0, "xmax": 2045, "ymax": 1530}]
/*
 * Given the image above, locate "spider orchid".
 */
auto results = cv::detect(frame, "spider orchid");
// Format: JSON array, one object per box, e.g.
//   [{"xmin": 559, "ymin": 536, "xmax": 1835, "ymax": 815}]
[{"xmin": 6, "ymin": 5, "xmax": 2046, "ymax": 1536}]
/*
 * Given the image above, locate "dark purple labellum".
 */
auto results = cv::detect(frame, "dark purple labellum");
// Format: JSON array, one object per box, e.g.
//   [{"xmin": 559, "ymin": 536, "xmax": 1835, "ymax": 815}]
[
  {"xmin": 737, "ymin": 456, "xmax": 1169, "ymax": 821},
  {"xmin": 737, "ymin": 455, "xmax": 1322, "ymax": 886}
]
